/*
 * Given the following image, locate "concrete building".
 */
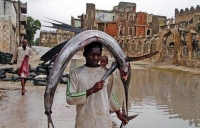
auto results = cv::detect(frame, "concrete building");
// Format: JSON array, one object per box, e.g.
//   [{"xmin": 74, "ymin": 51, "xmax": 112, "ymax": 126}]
[
  {"xmin": 0, "ymin": 0, "xmax": 27, "ymax": 53},
  {"xmin": 39, "ymin": 29, "xmax": 72, "ymax": 47},
  {"xmin": 70, "ymin": 2, "xmax": 200, "ymax": 68},
  {"xmin": 13, "ymin": 1, "xmax": 27, "ymax": 46},
  {"xmin": 0, "ymin": 0, "xmax": 17, "ymax": 52},
  {"xmin": 71, "ymin": 2, "xmax": 167, "ymax": 38}
]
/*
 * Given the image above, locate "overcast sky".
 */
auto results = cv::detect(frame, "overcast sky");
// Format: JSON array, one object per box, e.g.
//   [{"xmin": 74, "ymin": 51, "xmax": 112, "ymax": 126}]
[{"xmin": 19, "ymin": 0, "xmax": 200, "ymax": 39}]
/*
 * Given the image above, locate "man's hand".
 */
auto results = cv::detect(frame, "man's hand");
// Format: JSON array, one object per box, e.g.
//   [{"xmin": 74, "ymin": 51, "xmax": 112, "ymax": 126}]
[
  {"xmin": 91, "ymin": 80, "xmax": 104, "ymax": 93},
  {"xmin": 86, "ymin": 80, "xmax": 104, "ymax": 97},
  {"xmin": 115, "ymin": 110, "xmax": 128, "ymax": 125}
]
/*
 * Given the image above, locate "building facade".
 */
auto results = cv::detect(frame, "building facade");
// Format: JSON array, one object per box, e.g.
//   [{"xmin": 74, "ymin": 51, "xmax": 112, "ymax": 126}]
[
  {"xmin": 0, "ymin": 0, "xmax": 17, "ymax": 52},
  {"xmin": 71, "ymin": 2, "xmax": 167, "ymax": 38},
  {"xmin": 71, "ymin": 2, "xmax": 200, "ymax": 68},
  {"xmin": 0, "ymin": 0, "xmax": 27, "ymax": 53},
  {"xmin": 13, "ymin": 1, "xmax": 27, "ymax": 46},
  {"xmin": 39, "ymin": 29, "xmax": 72, "ymax": 47}
]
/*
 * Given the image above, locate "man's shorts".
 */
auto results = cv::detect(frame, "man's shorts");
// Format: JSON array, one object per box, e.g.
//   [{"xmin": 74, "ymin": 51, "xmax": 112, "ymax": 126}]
[{"xmin": 21, "ymin": 71, "xmax": 28, "ymax": 78}]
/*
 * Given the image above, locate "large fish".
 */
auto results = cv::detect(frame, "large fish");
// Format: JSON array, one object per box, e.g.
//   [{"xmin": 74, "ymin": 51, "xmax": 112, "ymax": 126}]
[
  {"xmin": 120, "ymin": 102, "xmax": 139, "ymax": 128},
  {"xmin": 44, "ymin": 30, "xmax": 158, "ymax": 127}
]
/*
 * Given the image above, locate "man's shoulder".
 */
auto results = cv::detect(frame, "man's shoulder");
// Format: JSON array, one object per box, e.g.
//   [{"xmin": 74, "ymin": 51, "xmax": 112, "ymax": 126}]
[{"xmin": 70, "ymin": 65, "xmax": 85, "ymax": 73}]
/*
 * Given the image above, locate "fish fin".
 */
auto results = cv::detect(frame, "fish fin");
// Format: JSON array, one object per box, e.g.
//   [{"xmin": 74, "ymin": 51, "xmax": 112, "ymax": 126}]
[
  {"xmin": 40, "ymin": 40, "xmax": 69, "ymax": 63},
  {"xmin": 45, "ymin": 17, "xmax": 65, "ymax": 24},
  {"xmin": 43, "ymin": 17, "xmax": 84, "ymax": 33},
  {"xmin": 125, "ymin": 51, "xmax": 159, "ymax": 62},
  {"xmin": 127, "ymin": 113, "xmax": 139, "ymax": 121}
]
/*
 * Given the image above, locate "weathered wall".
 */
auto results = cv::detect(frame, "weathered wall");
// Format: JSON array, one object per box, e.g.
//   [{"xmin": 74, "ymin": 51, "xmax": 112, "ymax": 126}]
[
  {"xmin": 150, "ymin": 16, "xmax": 159, "ymax": 35},
  {"xmin": 95, "ymin": 10, "xmax": 115, "ymax": 22},
  {"xmin": 40, "ymin": 31, "xmax": 58, "ymax": 47},
  {"xmin": 115, "ymin": 2, "xmax": 137, "ymax": 37},
  {"xmin": 175, "ymin": 5, "xmax": 200, "ymax": 23},
  {"xmin": 105, "ymin": 23, "xmax": 118, "ymax": 37},
  {"xmin": 0, "ymin": 1, "xmax": 16, "ymax": 24},
  {"xmin": 40, "ymin": 30, "xmax": 72, "ymax": 47},
  {"xmin": 57, "ymin": 29, "xmax": 71, "ymax": 44},
  {"xmin": 85, "ymin": 3, "xmax": 96, "ymax": 30},
  {"xmin": 136, "ymin": 12, "xmax": 146, "ymax": 37},
  {"xmin": 0, "ymin": 1, "xmax": 17, "ymax": 53},
  {"xmin": 137, "ymin": 27, "xmax": 145, "ymax": 37},
  {"xmin": 109, "ymin": 22, "xmax": 200, "ymax": 68},
  {"xmin": 117, "ymin": 2, "xmax": 136, "ymax": 12},
  {"xmin": 0, "ymin": 20, "xmax": 11, "ymax": 52},
  {"xmin": 73, "ymin": 2, "xmax": 166, "ymax": 38},
  {"xmin": 137, "ymin": 12, "xmax": 146, "ymax": 25}
]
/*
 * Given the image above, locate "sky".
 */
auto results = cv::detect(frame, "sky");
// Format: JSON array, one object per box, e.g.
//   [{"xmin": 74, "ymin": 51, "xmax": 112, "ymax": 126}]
[{"xmin": 19, "ymin": 0, "xmax": 200, "ymax": 39}]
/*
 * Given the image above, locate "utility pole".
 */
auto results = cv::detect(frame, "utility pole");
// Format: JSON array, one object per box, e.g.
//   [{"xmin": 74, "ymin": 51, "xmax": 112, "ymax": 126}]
[{"xmin": 18, "ymin": 0, "xmax": 21, "ymax": 46}]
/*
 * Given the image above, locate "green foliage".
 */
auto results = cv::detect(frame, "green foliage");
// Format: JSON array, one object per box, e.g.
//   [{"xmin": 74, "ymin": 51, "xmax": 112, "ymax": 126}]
[
  {"xmin": 25, "ymin": 16, "xmax": 41, "ymax": 46},
  {"xmin": 35, "ymin": 37, "xmax": 40, "ymax": 46}
]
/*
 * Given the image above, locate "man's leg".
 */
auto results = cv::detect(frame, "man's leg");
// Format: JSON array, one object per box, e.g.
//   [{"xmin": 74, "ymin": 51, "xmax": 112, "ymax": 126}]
[{"xmin": 21, "ymin": 77, "xmax": 27, "ymax": 95}]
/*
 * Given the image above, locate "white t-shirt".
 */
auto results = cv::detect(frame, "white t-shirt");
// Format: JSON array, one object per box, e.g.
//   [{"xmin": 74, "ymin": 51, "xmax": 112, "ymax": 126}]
[
  {"xmin": 11, "ymin": 46, "xmax": 33, "ymax": 68},
  {"xmin": 66, "ymin": 65, "xmax": 119, "ymax": 128}
]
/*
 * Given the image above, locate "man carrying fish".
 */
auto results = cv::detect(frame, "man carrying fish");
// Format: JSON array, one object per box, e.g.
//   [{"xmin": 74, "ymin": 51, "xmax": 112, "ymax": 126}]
[{"xmin": 66, "ymin": 42, "xmax": 128, "ymax": 128}]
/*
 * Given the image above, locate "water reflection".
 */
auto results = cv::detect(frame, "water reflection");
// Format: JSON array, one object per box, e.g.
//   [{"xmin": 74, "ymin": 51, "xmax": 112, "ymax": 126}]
[{"xmin": 114, "ymin": 69, "xmax": 200, "ymax": 128}]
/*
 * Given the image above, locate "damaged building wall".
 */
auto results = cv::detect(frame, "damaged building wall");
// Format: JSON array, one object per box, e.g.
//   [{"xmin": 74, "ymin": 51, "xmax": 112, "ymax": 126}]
[
  {"xmin": 175, "ymin": 5, "xmax": 200, "ymax": 31},
  {"xmin": 72, "ymin": 2, "xmax": 166, "ymax": 38},
  {"xmin": 0, "ymin": 20, "xmax": 12, "ymax": 52},
  {"xmin": 136, "ymin": 12, "xmax": 147, "ymax": 37},
  {"xmin": 115, "ymin": 2, "xmax": 136, "ymax": 12},
  {"xmin": 0, "ymin": 1, "xmax": 17, "ymax": 53},
  {"xmin": 175, "ymin": 5, "xmax": 200, "ymax": 23},
  {"xmin": 72, "ymin": 2, "xmax": 168, "ymax": 40},
  {"xmin": 105, "ymin": 23, "xmax": 118, "ymax": 37},
  {"xmin": 85, "ymin": 3, "xmax": 96, "ymax": 30},
  {"xmin": 95, "ymin": 10, "xmax": 115, "ymax": 22},
  {"xmin": 40, "ymin": 31, "xmax": 58, "ymax": 47},
  {"xmin": 39, "ymin": 29, "xmax": 72, "ymax": 47},
  {"xmin": 70, "ymin": 3, "xmax": 200, "ymax": 68},
  {"xmin": 114, "ymin": 2, "xmax": 137, "ymax": 37}
]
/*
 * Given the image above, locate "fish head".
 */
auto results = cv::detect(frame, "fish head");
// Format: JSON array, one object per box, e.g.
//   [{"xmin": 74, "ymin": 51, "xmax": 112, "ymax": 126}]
[
  {"xmin": 118, "ymin": 62, "xmax": 131, "ymax": 114},
  {"xmin": 118, "ymin": 62, "xmax": 131, "ymax": 82}
]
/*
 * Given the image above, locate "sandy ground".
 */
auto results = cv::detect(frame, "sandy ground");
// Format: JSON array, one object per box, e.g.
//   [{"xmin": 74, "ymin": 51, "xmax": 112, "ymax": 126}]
[{"xmin": 0, "ymin": 48, "xmax": 200, "ymax": 128}]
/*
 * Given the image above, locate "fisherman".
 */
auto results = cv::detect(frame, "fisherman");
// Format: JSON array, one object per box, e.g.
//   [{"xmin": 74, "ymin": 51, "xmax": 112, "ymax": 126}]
[
  {"xmin": 11, "ymin": 39, "xmax": 33, "ymax": 95},
  {"xmin": 66, "ymin": 42, "xmax": 128, "ymax": 128}
]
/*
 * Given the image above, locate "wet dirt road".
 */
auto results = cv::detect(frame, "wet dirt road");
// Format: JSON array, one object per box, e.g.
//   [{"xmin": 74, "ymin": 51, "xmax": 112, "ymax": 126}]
[
  {"xmin": 1, "ymin": 58, "xmax": 200, "ymax": 128},
  {"xmin": 0, "ymin": 82, "xmax": 76, "ymax": 128}
]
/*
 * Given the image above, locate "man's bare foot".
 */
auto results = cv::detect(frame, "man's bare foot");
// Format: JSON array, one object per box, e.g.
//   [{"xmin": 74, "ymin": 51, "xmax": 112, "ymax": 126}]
[{"xmin": 21, "ymin": 90, "xmax": 27, "ymax": 95}]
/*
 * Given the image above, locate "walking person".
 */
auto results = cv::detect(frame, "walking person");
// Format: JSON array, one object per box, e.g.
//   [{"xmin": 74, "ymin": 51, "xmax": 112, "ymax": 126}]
[
  {"xmin": 66, "ymin": 42, "xmax": 128, "ymax": 128},
  {"xmin": 11, "ymin": 39, "xmax": 33, "ymax": 95}
]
